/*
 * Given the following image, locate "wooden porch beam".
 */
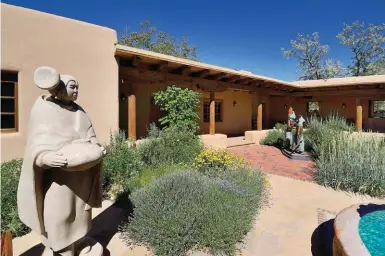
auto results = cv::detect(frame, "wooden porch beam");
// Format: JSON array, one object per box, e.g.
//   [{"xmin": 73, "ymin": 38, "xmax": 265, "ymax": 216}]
[
  {"xmin": 131, "ymin": 56, "xmax": 142, "ymax": 67},
  {"xmin": 227, "ymin": 75, "xmax": 241, "ymax": 83},
  {"xmin": 206, "ymin": 72, "xmax": 227, "ymax": 80},
  {"xmin": 153, "ymin": 61, "xmax": 168, "ymax": 72},
  {"xmin": 191, "ymin": 69, "xmax": 211, "ymax": 78},
  {"xmin": 171, "ymin": 65, "xmax": 191, "ymax": 76},
  {"xmin": 235, "ymin": 78, "xmax": 253, "ymax": 85}
]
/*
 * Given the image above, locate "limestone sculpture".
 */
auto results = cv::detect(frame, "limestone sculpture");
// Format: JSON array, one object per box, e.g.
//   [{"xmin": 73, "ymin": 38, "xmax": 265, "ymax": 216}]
[{"xmin": 17, "ymin": 66, "xmax": 106, "ymax": 256}]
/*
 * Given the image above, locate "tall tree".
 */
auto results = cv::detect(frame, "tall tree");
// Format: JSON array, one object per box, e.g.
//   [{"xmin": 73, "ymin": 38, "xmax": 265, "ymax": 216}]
[
  {"xmin": 366, "ymin": 57, "xmax": 385, "ymax": 75},
  {"xmin": 119, "ymin": 20, "xmax": 198, "ymax": 61},
  {"xmin": 337, "ymin": 21, "xmax": 385, "ymax": 76},
  {"xmin": 282, "ymin": 32, "xmax": 343, "ymax": 80}
]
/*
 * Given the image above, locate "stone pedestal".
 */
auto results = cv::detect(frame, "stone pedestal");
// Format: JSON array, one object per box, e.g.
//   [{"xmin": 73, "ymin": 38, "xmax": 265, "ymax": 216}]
[{"xmin": 281, "ymin": 148, "xmax": 312, "ymax": 161}]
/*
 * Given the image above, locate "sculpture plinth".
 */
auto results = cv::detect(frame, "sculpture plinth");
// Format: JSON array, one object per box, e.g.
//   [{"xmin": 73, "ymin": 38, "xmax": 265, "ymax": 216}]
[{"xmin": 17, "ymin": 67, "xmax": 106, "ymax": 256}]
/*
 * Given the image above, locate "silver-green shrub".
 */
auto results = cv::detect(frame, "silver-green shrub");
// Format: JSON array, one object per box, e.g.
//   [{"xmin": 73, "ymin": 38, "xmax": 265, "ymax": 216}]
[
  {"xmin": 315, "ymin": 132, "xmax": 385, "ymax": 198},
  {"xmin": 306, "ymin": 113, "xmax": 354, "ymax": 157},
  {"xmin": 121, "ymin": 169, "xmax": 266, "ymax": 256}
]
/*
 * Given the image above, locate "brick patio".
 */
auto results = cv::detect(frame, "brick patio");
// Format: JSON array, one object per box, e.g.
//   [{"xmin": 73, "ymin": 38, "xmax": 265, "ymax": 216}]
[{"xmin": 228, "ymin": 145, "xmax": 315, "ymax": 181}]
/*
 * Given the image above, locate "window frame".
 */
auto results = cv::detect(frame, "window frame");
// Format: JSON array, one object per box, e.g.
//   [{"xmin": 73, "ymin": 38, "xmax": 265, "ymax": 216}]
[
  {"xmin": 1, "ymin": 71, "xmax": 19, "ymax": 133},
  {"xmin": 369, "ymin": 100, "xmax": 385, "ymax": 118},
  {"xmin": 203, "ymin": 99, "xmax": 223, "ymax": 123},
  {"xmin": 307, "ymin": 101, "xmax": 321, "ymax": 117}
]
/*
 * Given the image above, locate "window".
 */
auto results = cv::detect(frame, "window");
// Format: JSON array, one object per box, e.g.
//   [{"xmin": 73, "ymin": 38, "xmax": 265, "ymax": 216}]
[
  {"xmin": 203, "ymin": 100, "xmax": 223, "ymax": 122},
  {"xmin": 1, "ymin": 71, "xmax": 18, "ymax": 132},
  {"xmin": 369, "ymin": 100, "xmax": 385, "ymax": 118},
  {"xmin": 307, "ymin": 101, "xmax": 320, "ymax": 117}
]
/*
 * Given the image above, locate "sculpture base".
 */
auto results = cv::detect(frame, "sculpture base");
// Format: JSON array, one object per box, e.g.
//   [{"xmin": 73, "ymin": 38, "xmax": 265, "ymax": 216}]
[
  {"xmin": 281, "ymin": 148, "xmax": 312, "ymax": 161},
  {"xmin": 42, "ymin": 237, "xmax": 103, "ymax": 256}
]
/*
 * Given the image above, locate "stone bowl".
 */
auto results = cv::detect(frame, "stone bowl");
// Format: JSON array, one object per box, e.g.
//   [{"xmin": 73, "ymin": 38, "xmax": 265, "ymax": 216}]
[{"xmin": 57, "ymin": 140, "xmax": 103, "ymax": 172}]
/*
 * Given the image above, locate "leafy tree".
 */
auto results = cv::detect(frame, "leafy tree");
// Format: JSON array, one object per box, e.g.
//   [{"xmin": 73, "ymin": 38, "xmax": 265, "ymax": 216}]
[
  {"xmin": 366, "ymin": 57, "xmax": 385, "ymax": 75},
  {"xmin": 282, "ymin": 32, "xmax": 343, "ymax": 80},
  {"xmin": 337, "ymin": 21, "xmax": 385, "ymax": 76},
  {"xmin": 119, "ymin": 20, "xmax": 198, "ymax": 61},
  {"xmin": 153, "ymin": 85, "xmax": 202, "ymax": 133}
]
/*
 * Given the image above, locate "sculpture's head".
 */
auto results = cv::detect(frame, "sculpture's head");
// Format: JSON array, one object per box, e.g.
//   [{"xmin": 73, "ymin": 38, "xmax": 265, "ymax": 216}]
[
  {"xmin": 51, "ymin": 75, "xmax": 79, "ymax": 103},
  {"xmin": 34, "ymin": 66, "xmax": 79, "ymax": 103}
]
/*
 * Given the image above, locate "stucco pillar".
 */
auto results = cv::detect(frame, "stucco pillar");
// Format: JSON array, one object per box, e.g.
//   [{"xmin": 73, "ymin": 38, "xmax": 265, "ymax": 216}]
[
  {"xmin": 356, "ymin": 98, "xmax": 362, "ymax": 131},
  {"xmin": 257, "ymin": 102, "xmax": 263, "ymax": 131},
  {"xmin": 209, "ymin": 91, "xmax": 215, "ymax": 135},
  {"xmin": 128, "ymin": 86, "xmax": 136, "ymax": 139}
]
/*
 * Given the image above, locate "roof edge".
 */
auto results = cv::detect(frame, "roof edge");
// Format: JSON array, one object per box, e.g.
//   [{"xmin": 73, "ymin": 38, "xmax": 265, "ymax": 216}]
[{"xmin": 115, "ymin": 44, "xmax": 298, "ymax": 88}]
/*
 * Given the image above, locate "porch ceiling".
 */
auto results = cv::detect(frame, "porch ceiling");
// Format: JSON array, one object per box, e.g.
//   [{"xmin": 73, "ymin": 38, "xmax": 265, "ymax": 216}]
[
  {"xmin": 115, "ymin": 44, "xmax": 385, "ymax": 97},
  {"xmin": 115, "ymin": 44, "xmax": 297, "ymax": 93}
]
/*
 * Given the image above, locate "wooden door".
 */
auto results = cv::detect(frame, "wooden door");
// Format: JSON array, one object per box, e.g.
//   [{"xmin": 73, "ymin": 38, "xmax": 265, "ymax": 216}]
[{"xmin": 149, "ymin": 97, "xmax": 166, "ymax": 128}]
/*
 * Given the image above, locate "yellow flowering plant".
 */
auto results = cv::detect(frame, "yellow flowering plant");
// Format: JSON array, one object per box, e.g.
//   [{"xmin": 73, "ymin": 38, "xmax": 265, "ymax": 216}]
[{"xmin": 191, "ymin": 148, "xmax": 250, "ymax": 174}]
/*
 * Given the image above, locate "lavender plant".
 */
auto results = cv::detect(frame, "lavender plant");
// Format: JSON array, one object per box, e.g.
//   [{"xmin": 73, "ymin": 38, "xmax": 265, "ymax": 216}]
[{"xmin": 121, "ymin": 169, "xmax": 266, "ymax": 256}]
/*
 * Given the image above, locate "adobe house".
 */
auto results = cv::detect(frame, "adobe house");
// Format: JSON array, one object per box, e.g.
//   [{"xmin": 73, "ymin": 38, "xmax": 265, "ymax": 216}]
[{"xmin": 1, "ymin": 3, "xmax": 385, "ymax": 161}]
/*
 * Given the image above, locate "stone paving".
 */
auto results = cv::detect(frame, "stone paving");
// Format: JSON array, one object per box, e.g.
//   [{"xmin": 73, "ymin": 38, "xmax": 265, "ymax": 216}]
[
  {"xmin": 228, "ymin": 144, "xmax": 315, "ymax": 181},
  {"xmin": 14, "ymin": 175, "xmax": 385, "ymax": 256}
]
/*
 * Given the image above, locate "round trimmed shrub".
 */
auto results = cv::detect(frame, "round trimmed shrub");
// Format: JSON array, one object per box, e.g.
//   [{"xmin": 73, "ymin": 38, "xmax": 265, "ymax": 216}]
[{"xmin": 120, "ymin": 169, "xmax": 266, "ymax": 256}]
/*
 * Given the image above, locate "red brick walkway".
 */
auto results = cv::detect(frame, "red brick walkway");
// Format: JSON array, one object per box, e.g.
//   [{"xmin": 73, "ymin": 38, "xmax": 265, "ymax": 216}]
[{"xmin": 228, "ymin": 145, "xmax": 316, "ymax": 181}]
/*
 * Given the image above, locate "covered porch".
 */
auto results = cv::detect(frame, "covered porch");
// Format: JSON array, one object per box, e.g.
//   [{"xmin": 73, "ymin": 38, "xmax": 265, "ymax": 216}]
[
  {"xmin": 114, "ymin": 45, "xmax": 385, "ymax": 144},
  {"xmin": 115, "ymin": 45, "xmax": 294, "ymax": 140}
]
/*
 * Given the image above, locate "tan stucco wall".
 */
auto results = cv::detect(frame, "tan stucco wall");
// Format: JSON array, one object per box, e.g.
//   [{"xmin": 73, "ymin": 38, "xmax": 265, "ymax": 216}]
[
  {"xmin": 119, "ymin": 82, "xmax": 252, "ymax": 138},
  {"xmin": 269, "ymin": 95, "xmax": 385, "ymax": 132},
  {"xmin": 1, "ymin": 4, "xmax": 119, "ymax": 162}
]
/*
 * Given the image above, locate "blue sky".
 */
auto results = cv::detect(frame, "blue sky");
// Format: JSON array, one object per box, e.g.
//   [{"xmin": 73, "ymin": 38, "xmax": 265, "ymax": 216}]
[{"xmin": 4, "ymin": 0, "xmax": 385, "ymax": 81}]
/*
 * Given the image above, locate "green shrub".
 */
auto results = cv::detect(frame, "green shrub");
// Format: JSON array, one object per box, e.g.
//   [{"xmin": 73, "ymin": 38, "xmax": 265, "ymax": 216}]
[
  {"xmin": 1, "ymin": 159, "xmax": 30, "ymax": 237},
  {"xmin": 260, "ymin": 129, "xmax": 284, "ymax": 147},
  {"xmin": 153, "ymin": 85, "xmax": 202, "ymax": 133},
  {"xmin": 315, "ymin": 132, "xmax": 385, "ymax": 198},
  {"xmin": 306, "ymin": 113, "xmax": 353, "ymax": 157},
  {"xmin": 127, "ymin": 164, "xmax": 182, "ymax": 193},
  {"xmin": 274, "ymin": 122, "xmax": 287, "ymax": 131},
  {"xmin": 121, "ymin": 169, "xmax": 266, "ymax": 256},
  {"xmin": 137, "ymin": 124, "xmax": 203, "ymax": 167},
  {"xmin": 102, "ymin": 131, "xmax": 143, "ymax": 196}
]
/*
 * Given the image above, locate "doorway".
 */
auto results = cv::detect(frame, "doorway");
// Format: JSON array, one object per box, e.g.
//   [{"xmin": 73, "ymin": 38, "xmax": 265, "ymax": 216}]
[{"xmin": 149, "ymin": 96, "xmax": 166, "ymax": 129}]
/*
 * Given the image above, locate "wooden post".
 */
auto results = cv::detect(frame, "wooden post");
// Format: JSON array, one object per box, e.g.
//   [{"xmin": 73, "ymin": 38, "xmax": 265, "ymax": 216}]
[
  {"xmin": 209, "ymin": 91, "xmax": 215, "ymax": 135},
  {"xmin": 257, "ymin": 103, "xmax": 263, "ymax": 131},
  {"xmin": 128, "ymin": 87, "xmax": 136, "ymax": 140},
  {"xmin": 288, "ymin": 106, "xmax": 293, "ymax": 116},
  {"xmin": 1, "ymin": 232, "xmax": 13, "ymax": 256},
  {"xmin": 356, "ymin": 98, "xmax": 362, "ymax": 131}
]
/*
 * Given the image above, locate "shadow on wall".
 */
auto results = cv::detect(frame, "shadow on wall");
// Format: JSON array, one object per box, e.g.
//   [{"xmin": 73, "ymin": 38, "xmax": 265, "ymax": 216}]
[{"xmin": 20, "ymin": 194, "xmax": 133, "ymax": 256}]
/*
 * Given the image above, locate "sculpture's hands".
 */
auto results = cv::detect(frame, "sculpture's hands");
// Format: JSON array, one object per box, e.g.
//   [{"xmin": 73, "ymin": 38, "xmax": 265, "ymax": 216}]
[
  {"xmin": 41, "ymin": 152, "xmax": 68, "ymax": 168},
  {"xmin": 100, "ymin": 146, "xmax": 107, "ymax": 156},
  {"xmin": 89, "ymin": 137, "xmax": 106, "ymax": 156}
]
